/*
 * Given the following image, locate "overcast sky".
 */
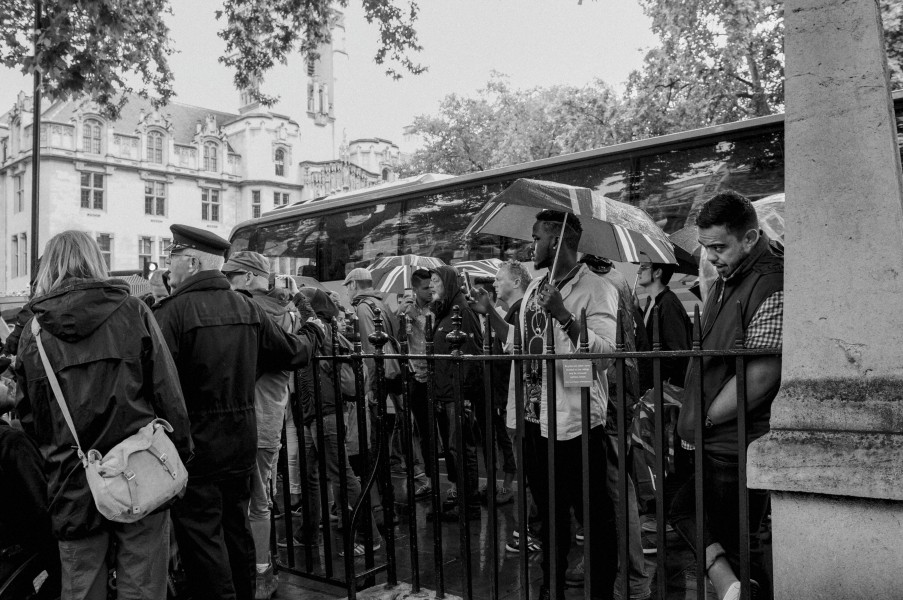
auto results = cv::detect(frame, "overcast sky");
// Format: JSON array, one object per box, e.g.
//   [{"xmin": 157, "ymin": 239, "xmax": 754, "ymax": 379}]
[{"xmin": 0, "ymin": 0, "xmax": 657, "ymax": 142}]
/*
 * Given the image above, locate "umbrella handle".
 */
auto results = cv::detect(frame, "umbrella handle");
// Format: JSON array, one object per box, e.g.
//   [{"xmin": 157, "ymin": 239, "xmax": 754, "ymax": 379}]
[{"xmin": 548, "ymin": 213, "xmax": 568, "ymax": 285}]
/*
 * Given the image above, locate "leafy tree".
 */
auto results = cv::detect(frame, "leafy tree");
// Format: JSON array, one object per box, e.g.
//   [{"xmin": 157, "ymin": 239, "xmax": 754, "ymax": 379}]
[
  {"xmin": 400, "ymin": 74, "xmax": 631, "ymax": 176},
  {"xmin": 0, "ymin": 0, "xmax": 425, "ymax": 118}
]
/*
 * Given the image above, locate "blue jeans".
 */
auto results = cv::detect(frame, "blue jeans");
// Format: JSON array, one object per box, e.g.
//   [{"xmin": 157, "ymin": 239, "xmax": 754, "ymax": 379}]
[{"xmin": 58, "ymin": 510, "xmax": 170, "ymax": 600}]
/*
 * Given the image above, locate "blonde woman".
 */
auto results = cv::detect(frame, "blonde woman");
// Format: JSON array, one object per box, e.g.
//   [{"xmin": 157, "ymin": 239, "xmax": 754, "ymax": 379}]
[{"xmin": 14, "ymin": 230, "xmax": 191, "ymax": 600}]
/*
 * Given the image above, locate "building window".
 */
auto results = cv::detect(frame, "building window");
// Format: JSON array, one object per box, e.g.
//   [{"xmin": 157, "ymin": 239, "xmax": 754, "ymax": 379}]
[
  {"xmin": 14, "ymin": 175, "xmax": 24, "ymax": 213},
  {"xmin": 80, "ymin": 172, "xmax": 104, "ymax": 210},
  {"xmin": 96, "ymin": 233, "xmax": 112, "ymax": 269},
  {"xmin": 203, "ymin": 142, "xmax": 218, "ymax": 172},
  {"xmin": 159, "ymin": 238, "xmax": 171, "ymax": 265},
  {"xmin": 252, "ymin": 190, "xmax": 261, "ymax": 218},
  {"xmin": 273, "ymin": 191, "xmax": 289, "ymax": 208},
  {"xmin": 82, "ymin": 119, "xmax": 102, "ymax": 154},
  {"xmin": 202, "ymin": 189, "xmax": 220, "ymax": 221},
  {"xmin": 19, "ymin": 233, "xmax": 27, "ymax": 278},
  {"xmin": 147, "ymin": 131, "xmax": 164, "ymax": 164},
  {"xmin": 139, "ymin": 236, "xmax": 153, "ymax": 269},
  {"xmin": 275, "ymin": 148, "xmax": 285, "ymax": 176},
  {"xmin": 144, "ymin": 181, "xmax": 166, "ymax": 216},
  {"xmin": 11, "ymin": 235, "xmax": 17, "ymax": 278},
  {"xmin": 1, "ymin": 139, "xmax": 7, "ymax": 162}
]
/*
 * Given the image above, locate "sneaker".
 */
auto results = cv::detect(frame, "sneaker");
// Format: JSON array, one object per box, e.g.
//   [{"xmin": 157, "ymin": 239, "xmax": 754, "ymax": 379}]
[
  {"xmin": 414, "ymin": 478, "xmax": 432, "ymax": 499},
  {"xmin": 505, "ymin": 530, "xmax": 541, "ymax": 553},
  {"xmin": 254, "ymin": 565, "xmax": 278, "ymax": 600},
  {"xmin": 495, "ymin": 487, "xmax": 514, "ymax": 505},
  {"xmin": 722, "ymin": 579, "xmax": 760, "ymax": 600},
  {"xmin": 564, "ymin": 555, "xmax": 584, "ymax": 587},
  {"xmin": 640, "ymin": 517, "xmax": 674, "ymax": 534},
  {"xmin": 440, "ymin": 503, "xmax": 481, "ymax": 522},
  {"xmin": 338, "ymin": 541, "xmax": 381, "ymax": 558},
  {"xmin": 575, "ymin": 526, "xmax": 584, "ymax": 545}
]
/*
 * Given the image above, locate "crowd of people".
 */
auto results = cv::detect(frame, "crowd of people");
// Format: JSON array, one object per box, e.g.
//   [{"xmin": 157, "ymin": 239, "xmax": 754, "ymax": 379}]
[{"xmin": 0, "ymin": 190, "xmax": 783, "ymax": 600}]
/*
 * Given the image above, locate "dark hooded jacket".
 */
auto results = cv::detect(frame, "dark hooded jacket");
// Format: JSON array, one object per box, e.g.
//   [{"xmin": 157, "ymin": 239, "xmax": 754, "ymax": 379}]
[
  {"xmin": 297, "ymin": 288, "xmax": 346, "ymax": 425},
  {"xmin": 430, "ymin": 266, "xmax": 484, "ymax": 404},
  {"xmin": 153, "ymin": 270, "xmax": 322, "ymax": 481},
  {"xmin": 14, "ymin": 278, "xmax": 192, "ymax": 540}
]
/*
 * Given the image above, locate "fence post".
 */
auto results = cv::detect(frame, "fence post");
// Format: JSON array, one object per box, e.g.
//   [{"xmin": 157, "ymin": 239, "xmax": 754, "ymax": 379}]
[
  {"xmin": 424, "ymin": 313, "xmax": 445, "ymax": 598},
  {"xmin": 481, "ymin": 311, "xmax": 499, "ymax": 600},
  {"xmin": 692, "ymin": 305, "xmax": 707, "ymax": 598},
  {"xmin": 398, "ymin": 314, "xmax": 420, "ymax": 593},
  {"xmin": 369, "ymin": 307, "xmax": 397, "ymax": 587},
  {"xmin": 734, "ymin": 304, "xmax": 751, "ymax": 599}
]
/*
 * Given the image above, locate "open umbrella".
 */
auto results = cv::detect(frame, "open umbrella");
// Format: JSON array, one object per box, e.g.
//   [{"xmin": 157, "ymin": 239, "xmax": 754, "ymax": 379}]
[
  {"xmin": 375, "ymin": 265, "xmax": 415, "ymax": 294},
  {"xmin": 370, "ymin": 254, "xmax": 445, "ymax": 270},
  {"xmin": 464, "ymin": 179, "xmax": 676, "ymax": 265},
  {"xmin": 452, "ymin": 258, "xmax": 503, "ymax": 280},
  {"xmin": 291, "ymin": 275, "xmax": 329, "ymax": 292}
]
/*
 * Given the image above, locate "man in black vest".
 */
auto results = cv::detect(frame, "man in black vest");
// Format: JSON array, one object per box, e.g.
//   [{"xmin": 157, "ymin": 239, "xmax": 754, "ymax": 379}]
[{"xmin": 673, "ymin": 192, "xmax": 784, "ymax": 600}]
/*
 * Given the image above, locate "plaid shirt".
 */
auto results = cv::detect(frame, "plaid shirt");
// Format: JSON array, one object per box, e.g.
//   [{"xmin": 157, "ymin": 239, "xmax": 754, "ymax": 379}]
[{"xmin": 681, "ymin": 290, "xmax": 783, "ymax": 451}]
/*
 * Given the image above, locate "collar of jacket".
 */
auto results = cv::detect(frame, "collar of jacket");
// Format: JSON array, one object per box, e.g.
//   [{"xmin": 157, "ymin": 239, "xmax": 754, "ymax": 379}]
[
  {"xmin": 249, "ymin": 288, "xmax": 293, "ymax": 317},
  {"xmin": 30, "ymin": 278, "xmax": 132, "ymax": 342},
  {"xmin": 169, "ymin": 270, "xmax": 232, "ymax": 297},
  {"xmin": 651, "ymin": 286, "xmax": 673, "ymax": 305},
  {"xmin": 722, "ymin": 233, "xmax": 778, "ymax": 286},
  {"xmin": 351, "ymin": 290, "xmax": 388, "ymax": 307}
]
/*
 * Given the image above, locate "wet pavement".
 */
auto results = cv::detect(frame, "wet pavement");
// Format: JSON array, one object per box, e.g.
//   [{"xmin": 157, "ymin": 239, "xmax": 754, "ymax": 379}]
[{"xmin": 268, "ymin": 464, "xmax": 750, "ymax": 600}]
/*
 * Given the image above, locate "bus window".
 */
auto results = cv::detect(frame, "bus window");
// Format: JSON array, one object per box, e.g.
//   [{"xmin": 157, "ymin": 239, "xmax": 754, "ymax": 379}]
[{"xmin": 321, "ymin": 202, "xmax": 404, "ymax": 280}]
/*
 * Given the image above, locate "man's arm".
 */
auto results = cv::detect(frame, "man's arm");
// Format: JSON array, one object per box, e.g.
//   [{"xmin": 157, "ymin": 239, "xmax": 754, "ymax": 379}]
[
  {"xmin": 258, "ymin": 303, "xmax": 324, "ymax": 371},
  {"xmin": 704, "ymin": 357, "xmax": 782, "ymax": 424},
  {"xmin": 706, "ymin": 291, "xmax": 783, "ymax": 424},
  {"xmin": 469, "ymin": 287, "xmax": 512, "ymax": 341}
]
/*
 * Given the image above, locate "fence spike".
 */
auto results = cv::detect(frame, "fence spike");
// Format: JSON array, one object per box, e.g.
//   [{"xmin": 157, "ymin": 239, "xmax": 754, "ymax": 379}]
[{"xmin": 692, "ymin": 304, "xmax": 702, "ymax": 350}]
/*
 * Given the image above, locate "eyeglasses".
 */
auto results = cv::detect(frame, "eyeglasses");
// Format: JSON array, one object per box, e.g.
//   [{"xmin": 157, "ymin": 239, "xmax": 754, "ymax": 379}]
[{"xmin": 638, "ymin": 264, "xmax": 653, "ymax": 271}]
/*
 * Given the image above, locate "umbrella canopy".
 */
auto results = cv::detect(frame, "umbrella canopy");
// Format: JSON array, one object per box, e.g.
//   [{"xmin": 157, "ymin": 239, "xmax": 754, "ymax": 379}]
[
  {"xmin": 464, "ymin": 179, "xmax": 676, "ymax": 264},
  {"xmin": 370, "ymin": 254, "xmax": 445, "ymax": 270},
  {"xmin": 375, "ymin": 265, "xmax": 415, "ymax": 294},
  {"xmin": 452, "ymin": 258, "xmax": 503, "ymax": 280},
  {"xmin": 291, "ymin": 275, "xmax": 329, "ymax": 292}
]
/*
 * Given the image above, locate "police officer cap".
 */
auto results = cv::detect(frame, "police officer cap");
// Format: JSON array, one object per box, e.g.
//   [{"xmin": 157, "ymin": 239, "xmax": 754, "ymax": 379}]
[{"xmin": 168, "ymin": 224, "xmax": 231, "ymax": 256}]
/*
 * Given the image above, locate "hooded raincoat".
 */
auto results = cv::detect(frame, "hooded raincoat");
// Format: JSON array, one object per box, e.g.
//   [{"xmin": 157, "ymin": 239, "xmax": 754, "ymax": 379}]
[{"xmin": 14, "ymin": 278, "xmax": 191, "ymax": 540}]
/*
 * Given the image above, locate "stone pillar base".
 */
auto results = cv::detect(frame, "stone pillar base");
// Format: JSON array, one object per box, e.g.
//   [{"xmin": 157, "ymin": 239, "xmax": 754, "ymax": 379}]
[{"xmin": 770, "ymin": 492, "xmax": 903, "ymax": 599}]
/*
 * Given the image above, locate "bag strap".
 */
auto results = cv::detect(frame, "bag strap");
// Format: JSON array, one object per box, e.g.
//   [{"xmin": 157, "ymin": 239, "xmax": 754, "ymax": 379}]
[{"xmin": 30, "ymin": 319, "xmax": 87, "ymax": 463}]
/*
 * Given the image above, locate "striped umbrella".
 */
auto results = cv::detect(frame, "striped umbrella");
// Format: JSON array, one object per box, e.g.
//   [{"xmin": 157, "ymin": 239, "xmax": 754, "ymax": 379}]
[
  {"xmin": 452, "ymin": 258, "xmax": 503, "ymax": 280},
  {"xmin": 370, "ymin": 254, "xmax": 445, "ymax": 270},
  {"xmin": 375, "ymin": 265, "xmax": 415, "ymax": 294},
  {"xmin": 464, "ymin": 178, "xmax": 676, "ymax": 265}
]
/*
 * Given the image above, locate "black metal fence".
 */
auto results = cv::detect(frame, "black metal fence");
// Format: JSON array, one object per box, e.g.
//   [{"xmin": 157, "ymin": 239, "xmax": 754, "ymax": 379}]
[{"xmin": 272, "ymin": 302, "xmax": 780, "ymax": 600}]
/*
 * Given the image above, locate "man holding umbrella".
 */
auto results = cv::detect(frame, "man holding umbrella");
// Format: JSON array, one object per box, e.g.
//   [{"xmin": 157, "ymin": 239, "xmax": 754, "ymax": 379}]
[{"xmin": 474, "ymin": 209, "xmax": 620, "ymax": 599}]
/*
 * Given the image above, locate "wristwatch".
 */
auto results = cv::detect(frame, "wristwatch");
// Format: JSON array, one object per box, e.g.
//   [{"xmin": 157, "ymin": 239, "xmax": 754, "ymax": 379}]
[{"xmin": 557, "ymin": 312, "xmax": 576, "ymax": 331}]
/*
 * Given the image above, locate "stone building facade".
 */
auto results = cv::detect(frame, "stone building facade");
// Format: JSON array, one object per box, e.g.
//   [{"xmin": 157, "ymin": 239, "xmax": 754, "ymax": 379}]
[{"xmin": 0, "ymin": 12, "xmax": 401, "ymax": 294}]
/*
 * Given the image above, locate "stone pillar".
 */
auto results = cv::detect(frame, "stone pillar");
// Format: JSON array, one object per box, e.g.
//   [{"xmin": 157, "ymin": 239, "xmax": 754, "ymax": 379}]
[{"xmin": 747, "ymin": 0, "xmax": 903, "ymax": 597}]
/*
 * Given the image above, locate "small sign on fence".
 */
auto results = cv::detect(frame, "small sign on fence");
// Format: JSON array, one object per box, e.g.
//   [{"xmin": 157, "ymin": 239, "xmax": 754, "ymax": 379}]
[{"xmin": 562, "ymin": 359, "xmax": 593, "ymax": 388}]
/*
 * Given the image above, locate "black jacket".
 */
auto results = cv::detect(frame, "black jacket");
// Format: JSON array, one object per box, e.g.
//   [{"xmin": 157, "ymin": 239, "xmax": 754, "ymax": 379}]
[
  {"xmin": 639, "ymin": 287, "xmax": 692, "ymax": 392},
  {"xmin": 430, "ymin": 266, "xmax": 483, "ymax": 403},
  {"xmin": 0, "ymin": 421, "xmax": 55, "ymax": 555},
  {"xmin": 153, "ymin": 270, "xmax": 322, "ymax": 481},
  {"xmin": 15, "ymin": 278, "xmax": 191, "ymax": 540}
]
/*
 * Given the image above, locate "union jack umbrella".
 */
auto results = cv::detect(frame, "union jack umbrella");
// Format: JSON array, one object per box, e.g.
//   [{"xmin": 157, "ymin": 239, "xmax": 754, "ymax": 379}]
[
  {"xmin": 464, "ymin": 178, "xmax": 676, "ymax": 265},
  {"xmin": 451, "ymin": 258, "xmax": 503, "ymax": 280},
  {"xmin": 370, "ymin": 254, "xmax": 445, "ymax": 270},
  {"xmin": 375, "ymin": 265, "xmax": 416, "ymax": 294}
]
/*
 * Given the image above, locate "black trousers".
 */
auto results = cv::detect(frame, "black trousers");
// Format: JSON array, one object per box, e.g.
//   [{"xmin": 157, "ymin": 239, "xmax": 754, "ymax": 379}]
[
  {"xmin": 409, "ymin": 379, "xmax": 435, "ymax": 477},
  {"xmin": 525, "ymin": 423, "xmax": 618, "ymax": 599},
  {"xmin": 172, "ymin": 474, "xmax": 255, "ymax": 600}
]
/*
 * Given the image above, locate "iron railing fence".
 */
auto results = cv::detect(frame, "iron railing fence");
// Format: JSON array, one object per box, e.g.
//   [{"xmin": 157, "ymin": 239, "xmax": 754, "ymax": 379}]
[{"xmin": 272, "ymin": 302, "xmax": 780, "ymax": 600}]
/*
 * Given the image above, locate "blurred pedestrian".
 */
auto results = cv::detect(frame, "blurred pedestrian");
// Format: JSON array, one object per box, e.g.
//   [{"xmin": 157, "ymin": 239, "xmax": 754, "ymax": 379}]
[
  {"xmin": 222, "ymin": 251, "xmax": 299, "ymax": 599},
  {"xmin": 154, "ymin": 225, "xmax": 322, "ymax": 600},
  {"xmin": 14, "ymin": 230, "xmax": 191, "ymax": 600},
  {"xmin": 428, "ymin": 265, "xmax": 483, "ymax": 522}
]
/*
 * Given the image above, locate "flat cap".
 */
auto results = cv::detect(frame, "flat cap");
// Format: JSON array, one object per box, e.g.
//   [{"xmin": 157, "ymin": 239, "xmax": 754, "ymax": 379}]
[
  {"xmin": 168, "ymin": 224, "xmax": 231, "ymax": 256},
  {"xmin": 222, "ymin": 251, "xmax": 270, "ymax": 277},
  {"xmin": 343, "ymin": 267, "xmax": 372, "ymax": 285}
]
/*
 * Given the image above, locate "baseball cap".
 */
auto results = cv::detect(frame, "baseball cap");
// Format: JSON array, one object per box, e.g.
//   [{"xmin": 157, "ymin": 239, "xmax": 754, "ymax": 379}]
[
  {"xmin": 343, "ymin": 267, "xmax": 372, "ymax": 286},
  {"xmin": 222, "ymin": 251, "xmax": 270, "ymax": 277}
]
